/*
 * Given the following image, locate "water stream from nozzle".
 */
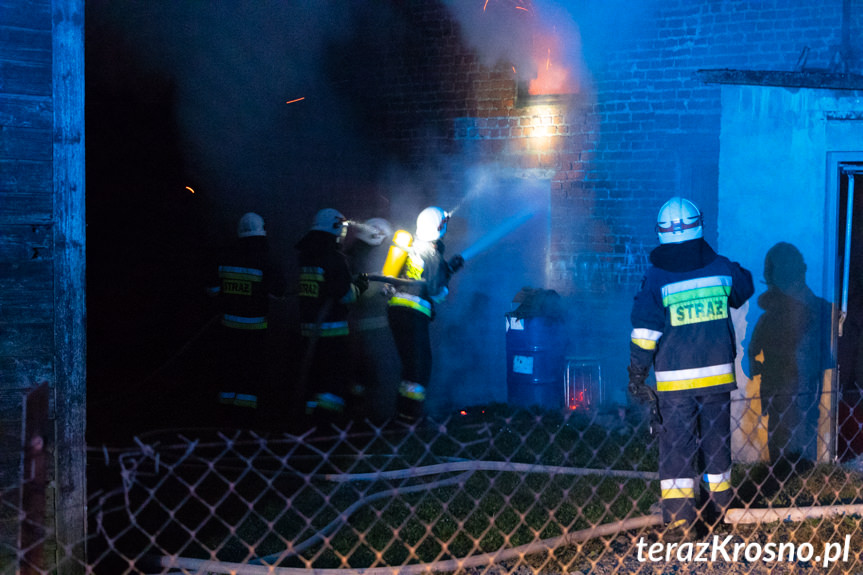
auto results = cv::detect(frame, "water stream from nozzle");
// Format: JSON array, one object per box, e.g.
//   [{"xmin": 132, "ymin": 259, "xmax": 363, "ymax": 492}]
[{"xmin": 459, "ymin": 208, "xmax": 536, "ymax": 262}]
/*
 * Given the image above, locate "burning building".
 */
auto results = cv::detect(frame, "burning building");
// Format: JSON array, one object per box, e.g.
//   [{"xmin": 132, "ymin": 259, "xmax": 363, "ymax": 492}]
[{"xmin": 3, "ymin": 1, "xmax": 863, "ymax": 565}]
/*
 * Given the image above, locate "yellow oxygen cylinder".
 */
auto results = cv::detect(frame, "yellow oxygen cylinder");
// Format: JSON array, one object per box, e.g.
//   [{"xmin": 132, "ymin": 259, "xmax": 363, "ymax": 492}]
[{"xmin": 382, "ymin": 229, "xmax": 413, "ymax": 277}]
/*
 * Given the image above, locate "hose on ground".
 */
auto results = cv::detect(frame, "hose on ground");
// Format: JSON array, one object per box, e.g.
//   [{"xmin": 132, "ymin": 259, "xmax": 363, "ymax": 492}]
[{"xmin": 154, "ymin": 513, "xmax": 663, "ymax": 575}]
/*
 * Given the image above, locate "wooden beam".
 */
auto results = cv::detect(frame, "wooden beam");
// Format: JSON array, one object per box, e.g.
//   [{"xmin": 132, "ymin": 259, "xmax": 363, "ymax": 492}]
[{"xmin": 51, "ymin": 0, "xmax": 86, "ymax": 573}]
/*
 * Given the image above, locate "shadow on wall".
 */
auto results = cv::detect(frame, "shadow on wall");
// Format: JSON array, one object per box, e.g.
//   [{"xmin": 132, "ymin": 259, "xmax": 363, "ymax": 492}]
[{"xmin": 746, "ymin": 242, "xmax": 834, "ymax": 465}]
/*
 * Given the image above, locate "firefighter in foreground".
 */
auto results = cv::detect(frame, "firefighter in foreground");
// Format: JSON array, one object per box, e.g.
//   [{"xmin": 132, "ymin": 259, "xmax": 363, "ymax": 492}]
[
  {"xmin": 208, "ymin": 212, "xmax": 287, "ymax": 427},
  {"xmin": 296, "ymin": 208, "xmax": 368, "ymax": 427},
  {"xmin": 628, "ymin": 197, "xmax": 754, "ymax": 537},
  {"xmin": 387, "ymin": 207, "xmax": 464, "ymax": 423}
]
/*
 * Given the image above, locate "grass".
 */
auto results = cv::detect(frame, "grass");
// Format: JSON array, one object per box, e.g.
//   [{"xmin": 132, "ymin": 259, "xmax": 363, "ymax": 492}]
[{"xmin": 88, "ymin": 403, "xmax": 863, "ymax": 572}]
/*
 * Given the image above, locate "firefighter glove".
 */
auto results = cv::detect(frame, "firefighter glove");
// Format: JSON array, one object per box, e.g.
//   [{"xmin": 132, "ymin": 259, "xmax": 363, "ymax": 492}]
[
  {"xmin": 449, "ymin": 254, "xmax": 465, "ymax": 273},
  {"xmin": 627, "ymin": 366, "xmax": 653, "ymax": 403},
  {"xmin": 355, "ymin": 273, "xmax": 370, "ymax": 295}
]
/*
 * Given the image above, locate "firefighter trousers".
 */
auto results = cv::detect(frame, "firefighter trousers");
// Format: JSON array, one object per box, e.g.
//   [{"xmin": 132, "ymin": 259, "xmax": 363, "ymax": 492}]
[
  {"xmin": 387, "ymin": 305, "xmax": 432, "ymax": 421},
  {"xmin": 302, "ymin": 334, "xmax": 350, "ymax": 425},
  {"xmin": 657, "ymin": 391, "xmax": 733, "ymax": 526}
]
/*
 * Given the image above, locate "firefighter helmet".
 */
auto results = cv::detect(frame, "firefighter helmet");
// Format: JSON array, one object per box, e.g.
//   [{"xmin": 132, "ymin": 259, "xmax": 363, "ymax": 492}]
[
  {"xmin": 415, "ymin": 206, "xmax": 449, "ymax": 242},
  {"xmin": 312, "ymin": 208, "xmax": 347, "ymax": 236},
  {"xmin": 237, "ymin": 212, "xmax": 266, "ymax": 238},
  {"xmin": 656, "ymin": 197, "xmax": 703, "ymax": 244},
  {"xmin": 355, "ymin": 217, "xmax": 393, "ymax": 246}
]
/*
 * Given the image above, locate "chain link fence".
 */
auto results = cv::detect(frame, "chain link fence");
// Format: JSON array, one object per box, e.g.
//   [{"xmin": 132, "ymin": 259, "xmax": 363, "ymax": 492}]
[
  {"xmin": 6, "ymin": 398, "xmax": 863, "ymax": 574},
  {"xmin": 4, "ymin": 400, "xmax": 863, "ymax": 573}
]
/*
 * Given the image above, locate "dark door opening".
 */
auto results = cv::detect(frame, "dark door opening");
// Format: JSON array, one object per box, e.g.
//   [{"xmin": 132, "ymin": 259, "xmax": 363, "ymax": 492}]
[{"xmin": 835, "ymin": 163, "xmax": 863, "ymax": 461}]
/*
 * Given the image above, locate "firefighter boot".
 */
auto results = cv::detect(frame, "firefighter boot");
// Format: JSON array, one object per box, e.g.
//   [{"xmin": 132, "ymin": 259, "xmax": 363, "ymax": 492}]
[{"xmin": 396, "ymin": 380, "xmax": 425, "ymax": 424}]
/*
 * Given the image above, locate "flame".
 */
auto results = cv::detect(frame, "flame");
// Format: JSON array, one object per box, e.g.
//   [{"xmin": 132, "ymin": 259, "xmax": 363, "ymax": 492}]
[
  {"xmin": 285, "ymin": 97, "xmax": 305, "ymax": 105},
  {"xmin": 528, "ymin": 31, "xmax": 579, "ymax": 95},
  {"xmin": 568, "ymin": 389, "xmax": 586, "ymax": 410}
]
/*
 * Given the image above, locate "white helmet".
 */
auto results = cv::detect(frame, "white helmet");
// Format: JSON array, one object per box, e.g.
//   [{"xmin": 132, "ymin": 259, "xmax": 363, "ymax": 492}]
[
  {"xmin": 656, "ymin": 197, "xmax": 703, "ymax": 244},
  {"xmin": 415, "ymin": 206, "xmax": 449, "ymax": 242},
  {"xmin": 237, "ymin": 212, "xmax": 266, "ymax": 238},
  {"xmin": 312, "ymin": 208, "xmax": 346, "ymax": 236},
  {"xmin": 355, "ymin": 217, "xmax": 393, "ymax": 246}
]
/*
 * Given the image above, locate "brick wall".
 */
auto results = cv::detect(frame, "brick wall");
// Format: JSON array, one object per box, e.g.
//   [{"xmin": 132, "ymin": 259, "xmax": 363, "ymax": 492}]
[{"xmin": 366, "ymin": 0, "xmax": 859, "ymax": 298}]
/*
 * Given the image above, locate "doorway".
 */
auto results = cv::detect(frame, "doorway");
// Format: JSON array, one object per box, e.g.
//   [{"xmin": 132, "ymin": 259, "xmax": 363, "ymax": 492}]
[{"xmin": 833, "ymin": 159, "xmax": 863, "ymax": 461}]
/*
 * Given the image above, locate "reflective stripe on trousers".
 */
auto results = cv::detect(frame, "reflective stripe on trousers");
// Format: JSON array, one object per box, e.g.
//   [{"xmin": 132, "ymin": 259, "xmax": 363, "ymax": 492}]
[
  {"xmin": 218, "ymin": 392, "xmax": 258, "ymax": 409},
  {"xmin": 222, "ymin": 314, "xmax": 268, "ymax": 330},
  {"xmin": 301, "ymin": 321, "xmax": 349, "ymax": 337}
]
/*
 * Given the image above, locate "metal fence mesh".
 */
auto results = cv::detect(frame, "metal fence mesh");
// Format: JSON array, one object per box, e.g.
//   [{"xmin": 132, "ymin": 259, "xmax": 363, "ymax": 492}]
[{"xmin": 6, "ymin": 400, "xmax": 863, "ymax": 574}]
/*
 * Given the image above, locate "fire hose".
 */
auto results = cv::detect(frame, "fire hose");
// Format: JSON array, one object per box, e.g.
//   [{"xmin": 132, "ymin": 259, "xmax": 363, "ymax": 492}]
[
  {"xmin": 361, "ymin": 273, "xmax": 426, "ymax": 288},
  {"xmin": 153, "ymin": 513, "xmax": 664, "ymax": 575}
]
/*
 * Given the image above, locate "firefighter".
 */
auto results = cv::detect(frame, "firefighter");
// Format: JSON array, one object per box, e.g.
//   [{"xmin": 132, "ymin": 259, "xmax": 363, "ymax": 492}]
[
  {"xmin": 296, "ymin": 208, "xmax": 368, "ymax": 427},
  {"xmin": 343, "ymin": 218, "xmax": 398, "ymax": 422},
  {"xmin": 387, "ymin": 206, "xmax": 464, "ymax": 423},
  {"xmin": 207, "ymin": 212, "xmax": 287, "ymax": 428},
  {"xmin": 628, "ymin": 197, "xmax": 754, "ymax": 536}
]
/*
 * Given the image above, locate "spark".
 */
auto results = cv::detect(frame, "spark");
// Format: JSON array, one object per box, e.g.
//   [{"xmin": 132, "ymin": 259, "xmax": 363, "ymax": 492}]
[
  {"xmin": 546, "ymin": 48, "xmax": 551, "ymax": 70},
  {"xmin": 512, "ymin": 66, "xmax": 517, "ymax": 74},
  {"xmin": 515, "ymin": 5, "xmax": 528, "ymax": 11},
  {"xmin": 185, "ymin": 186, "xmax": 195, "ymax": 194},
  {"xmin": 483, "ymin": 0, "xmax": 489, "ymax": 11},
  {"xmin": 285, "ymin": 97, "xmax": 305, "ymax": 105}
]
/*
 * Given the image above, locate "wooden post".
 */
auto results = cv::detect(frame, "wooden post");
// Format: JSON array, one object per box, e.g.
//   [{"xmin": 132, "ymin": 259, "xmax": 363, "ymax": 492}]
[{"xmin": 53, "ymin": 0, "xmax": 87, "ymax": 572}]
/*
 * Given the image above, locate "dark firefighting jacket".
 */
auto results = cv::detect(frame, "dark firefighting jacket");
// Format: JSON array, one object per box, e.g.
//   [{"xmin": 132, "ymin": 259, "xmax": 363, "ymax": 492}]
[
  {"xmin": 388, "ymin": 239, "xmax": 453, "ymax": 319},
  {"xmin": 630, "ymin": 238, "xmax": 754, "ymax": 396},
  {"xmin": 212, "ymin": 236, "xmax": 286, "ymax": 329},
  {"xmin": 296, "ymin": 230, "xmax": 358, "ymax": 337}
]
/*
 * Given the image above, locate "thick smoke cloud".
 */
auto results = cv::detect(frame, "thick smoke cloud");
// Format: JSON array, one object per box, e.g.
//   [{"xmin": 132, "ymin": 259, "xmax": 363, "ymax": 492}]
[{"xmin": 88, "ymin": 1, "xmax": 658, "ymax": 418}]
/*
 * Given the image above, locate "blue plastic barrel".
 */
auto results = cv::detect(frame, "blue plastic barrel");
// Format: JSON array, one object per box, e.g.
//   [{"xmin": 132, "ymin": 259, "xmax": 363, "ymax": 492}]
[{"xmin": 505, "ymin": 313, "xmax": 568, "ymax": 409}]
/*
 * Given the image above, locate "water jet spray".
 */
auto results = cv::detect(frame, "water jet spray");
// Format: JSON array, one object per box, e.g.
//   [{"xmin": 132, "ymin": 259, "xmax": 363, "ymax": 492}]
[{"xmin": 459, "ymin": 208, "xmax": 536, "ymax": 262}]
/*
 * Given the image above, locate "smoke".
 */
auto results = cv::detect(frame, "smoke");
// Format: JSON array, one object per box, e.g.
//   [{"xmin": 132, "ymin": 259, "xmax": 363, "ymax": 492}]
[
  {"xmin": 445, "ymin": 0, "xmax": 590, "ymax": 94},
  {"xmin": 445, "ymin": 0, "xmax": 659, "ymax": 96},
  {"xmin": 87, "ymin": 0, "xmax": 657, "ymax": 416}
]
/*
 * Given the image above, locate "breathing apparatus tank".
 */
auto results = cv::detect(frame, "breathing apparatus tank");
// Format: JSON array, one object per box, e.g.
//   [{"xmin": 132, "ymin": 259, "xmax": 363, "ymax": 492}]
[{"xmin": 381, "ymin": 229, "xmax": 413, "ymax": 277}]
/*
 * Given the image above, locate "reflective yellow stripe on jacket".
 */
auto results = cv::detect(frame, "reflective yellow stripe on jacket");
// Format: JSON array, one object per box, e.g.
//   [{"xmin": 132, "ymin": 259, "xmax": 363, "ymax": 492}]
[
  {"xmin": 631, "ymin": 328, "xmax": 662, "ymax": 351},
  {"xmin": 655, "ymin": 363, "xmax": 735, "ymax": 392}
]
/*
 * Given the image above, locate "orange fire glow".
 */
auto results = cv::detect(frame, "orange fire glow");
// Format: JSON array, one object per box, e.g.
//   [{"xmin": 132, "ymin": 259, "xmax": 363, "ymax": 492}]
[
  {"xmin": 185, "ymin": 186, "xmax": 195, "ymax": 194},
  {"xmin": 528, "ymin": 31, "xmax": 579, "ymax": 96},
  {"xmin": 285, "ymin": 97, "xmax": 305, "ymax": 105}
]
